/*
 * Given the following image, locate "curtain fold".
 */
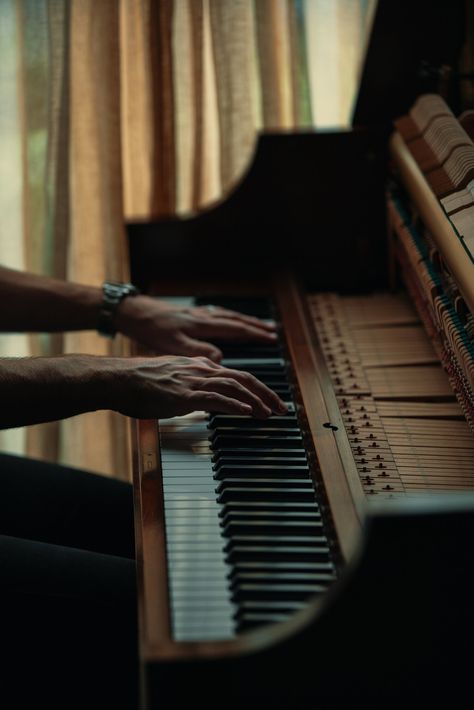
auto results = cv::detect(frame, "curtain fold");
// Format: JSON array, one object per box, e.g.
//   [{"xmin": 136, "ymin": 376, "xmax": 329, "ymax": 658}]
[{"xmin": 0, "ymin": 0, "xmax": 376, "ymax": 478}]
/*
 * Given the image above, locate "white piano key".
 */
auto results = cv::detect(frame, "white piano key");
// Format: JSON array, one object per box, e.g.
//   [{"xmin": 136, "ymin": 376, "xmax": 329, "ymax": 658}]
[
  {"xmin": 164, "ymin": 500, "xmax": 217, "ymax": 509},
  {"xmin": 162, "ymin": 480, "xmax": 217, "ymax": 490},
  {"xmin": 161, "ymin": 451, "xmax": 212, "ymax": 462},
  {"xmin": 162, "ymin": 463, "xmax": 216, "ymax": 470}
]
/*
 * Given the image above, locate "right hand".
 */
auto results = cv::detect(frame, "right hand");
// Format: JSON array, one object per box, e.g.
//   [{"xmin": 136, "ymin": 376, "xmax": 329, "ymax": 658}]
[{"xmin": 105, "ymin": 355, "xmax": 288, "ymax": 420}]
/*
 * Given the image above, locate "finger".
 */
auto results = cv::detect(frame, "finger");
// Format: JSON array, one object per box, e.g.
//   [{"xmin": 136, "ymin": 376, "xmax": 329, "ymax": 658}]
[
  {"xmin": 189, "ymin": 318, "xmax": 278, "ymax": 343},
  {"xmin": 190, "ymin": 391, "xmax": 253, "ymax": 415},
  {"xmin": 178, "ymin": 335, "xmax": 223, "ymax": 362},
  {"xmin": 199, "ymin": 377, "xmax": 272, "ymax": 418},
  {"xmin": 212, "ymin": 367, "xmax": 287, "ymax": 414},
  {"xmin": 198, "ymin": 306, "xmax": 277, "ymax": 331},
  {"xmin": 192, "ymin": 356, "xmax": 222, "ymax": 368}
]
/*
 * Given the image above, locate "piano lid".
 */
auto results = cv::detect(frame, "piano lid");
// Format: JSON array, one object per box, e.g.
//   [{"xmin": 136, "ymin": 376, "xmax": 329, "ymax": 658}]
[
  {"xmin": 129, "ymin": 129, "xmax": 387, "ymax": 294},
  {"xmin": 352, "ymin": 0, "xmax": 466, "ymax": 128}
]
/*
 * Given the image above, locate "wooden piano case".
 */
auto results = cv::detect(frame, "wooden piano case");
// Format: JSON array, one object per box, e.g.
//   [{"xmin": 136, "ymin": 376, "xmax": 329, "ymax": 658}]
[{"xmin": 128, "ymin": 117, "xmax": 474, "ymax": 707}]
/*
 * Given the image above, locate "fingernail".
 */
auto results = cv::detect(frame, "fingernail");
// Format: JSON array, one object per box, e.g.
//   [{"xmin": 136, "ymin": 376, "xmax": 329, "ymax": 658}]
[
  {"xmin": 240, "ymin": 403, "xmax": 252, "ymax": 414},
  {"xmin": 278, "ymin": 401, "xmax": 288, "ymax": 414}
]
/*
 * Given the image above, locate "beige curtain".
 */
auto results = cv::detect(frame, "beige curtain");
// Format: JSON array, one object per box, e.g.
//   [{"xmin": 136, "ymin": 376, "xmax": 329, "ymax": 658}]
[{"xmin": 0, "ymin": 0, "xmax": 376, "ymax": 478}]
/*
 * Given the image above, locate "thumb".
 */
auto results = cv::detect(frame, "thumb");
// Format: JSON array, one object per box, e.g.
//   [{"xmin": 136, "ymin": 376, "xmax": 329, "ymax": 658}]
[{"xmin": 180, "ymin": 335, "xmax": 223, "ymax": 362}]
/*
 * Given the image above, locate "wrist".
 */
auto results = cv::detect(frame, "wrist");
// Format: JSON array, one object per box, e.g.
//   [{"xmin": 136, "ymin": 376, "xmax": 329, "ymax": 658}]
[
  {"xmin": 97, "ymin": 282, "xmax": 141, "ymax": 338},
  {"xmin": 51, "ymin": 355, "xmax": 113, "ymax": 412}
]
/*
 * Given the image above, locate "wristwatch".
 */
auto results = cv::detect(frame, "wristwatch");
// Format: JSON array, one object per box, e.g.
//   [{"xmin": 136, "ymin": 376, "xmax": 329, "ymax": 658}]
[{"xmin": 97, "ymin": 281, "xmax": 140, "ymax": 337}]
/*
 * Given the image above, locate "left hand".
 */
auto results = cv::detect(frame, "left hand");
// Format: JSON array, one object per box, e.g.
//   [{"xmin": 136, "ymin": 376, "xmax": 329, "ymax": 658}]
[{"xmin": 115, "ymin": 295, "xmax": 277, "ymax": 361}]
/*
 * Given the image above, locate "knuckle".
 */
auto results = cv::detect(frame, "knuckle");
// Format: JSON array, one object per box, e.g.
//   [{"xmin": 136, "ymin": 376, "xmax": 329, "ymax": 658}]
[
  {"xmin": 201, "ymin": 391, "xmax": 215, "ymax": 404},
  {"xmin": 241, "ymin": 370, "xmax": 256, "ymax": 385},
  {"xmin": 222, "ymin": 377, "xmax": 239, "ymax": 388}
]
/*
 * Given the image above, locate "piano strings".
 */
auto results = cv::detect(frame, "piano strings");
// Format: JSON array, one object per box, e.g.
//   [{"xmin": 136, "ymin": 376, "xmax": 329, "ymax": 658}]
[{"xmin": 310, "ymin": 292, "xmax": 474, "ymax": 495}]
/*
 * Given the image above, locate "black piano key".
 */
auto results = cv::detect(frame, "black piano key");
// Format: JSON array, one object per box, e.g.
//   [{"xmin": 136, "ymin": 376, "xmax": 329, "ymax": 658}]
[
  {"xmin": 212, "ymin": 435, "xmax": 304, "ymax": 449},
  {"xmin": 212, "ymin": 447, "xmax": 306, "ymax": 461},
  {"xmin": 228, "ymin": 560, "xmax": 336, "ymax": 576},
  {"xmin": 221, "ymin": 519, "xmax": 324, "ymax": 537},
  {"xmin": 224, "ymin": 535, "xmax": 328, "ymax": 550},
  {"xmin": 225, "ymin": 544, "xmax": 331, "ymax": 563},
  {"xmin": 217, "ymin": 486, "xmax": 316, "ymax": 504},
  {"xmin": 210, "ymin": 427, "xmax": 301, "ymax": 441},
  {"xmin": 214, "ymin": 457, "xmax": 308, "ymax": 472},
  {"xmin": 219, "ymin": 501, "xmax": 321, "ymax": 515},
  {"xmin": 215, "ymin": 479, "xmax": 313, "ymax": 494},
  {"xmin": 229, "ymin": 570, "xmax": 335, "ymax": 586},
  {"xmin": 220, "ymin": 510, "xmax": 322, "ymax": 526},
  {"xmin": 213, "ymin": 465, "xmax": 310, "ymax": 480},
  {"xmin": 208, "ymin": 414, "xmax": 298, "ymax": 429}
]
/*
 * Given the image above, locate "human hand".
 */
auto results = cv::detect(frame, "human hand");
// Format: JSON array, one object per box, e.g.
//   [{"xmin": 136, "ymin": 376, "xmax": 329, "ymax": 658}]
[
  {"xmin": 104, "ymin": 355, "xmax": 288, "ymax": 420},
  {"xmin": 115, "ymin": 296, "xmax": 277, "ymax": 361}
]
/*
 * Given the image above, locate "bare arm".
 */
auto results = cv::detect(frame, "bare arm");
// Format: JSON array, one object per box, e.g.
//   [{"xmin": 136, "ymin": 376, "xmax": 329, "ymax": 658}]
[
  {"xmin": 0, "ymin": 355, "xmax": 287, "ymax": 430},
  {"xmin": 0, "ymin": 265, "xmax": 277, "ymax": 360},
  {"xmin": 0, "ymin": 265, "xmax": 101, "ymax": 332}
]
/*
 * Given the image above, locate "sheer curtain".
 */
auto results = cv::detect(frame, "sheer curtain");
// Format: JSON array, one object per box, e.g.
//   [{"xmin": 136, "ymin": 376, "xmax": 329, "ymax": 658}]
[{"xmin": 0, "ymin": 0, "xmax": 376, "ymax": 478}]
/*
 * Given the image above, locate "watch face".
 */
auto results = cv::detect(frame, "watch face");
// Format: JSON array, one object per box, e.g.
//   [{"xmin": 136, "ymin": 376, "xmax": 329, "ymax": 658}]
[{"xmin": 104, "ymin": 282, "xmax": 138, "ymax": 301}]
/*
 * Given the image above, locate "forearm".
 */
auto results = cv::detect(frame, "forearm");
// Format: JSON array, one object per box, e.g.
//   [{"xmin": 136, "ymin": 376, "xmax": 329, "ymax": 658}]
[
  {"xmin": 0, "ymin": 265, "xmax": 102, "ymax": 332},
  {"xmin": 0, "ymin": 353, "xmax": 286, "ymax": 429},
  {"xmin": 0, "ymin": 355, "xmax": 109, "ymax": 429}
]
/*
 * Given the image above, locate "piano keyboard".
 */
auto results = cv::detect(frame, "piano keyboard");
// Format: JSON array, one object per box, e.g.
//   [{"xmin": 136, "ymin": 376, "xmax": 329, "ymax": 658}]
[{"xmin": 158, "ymin": 297, "xmax": 338, "ymax": 641}]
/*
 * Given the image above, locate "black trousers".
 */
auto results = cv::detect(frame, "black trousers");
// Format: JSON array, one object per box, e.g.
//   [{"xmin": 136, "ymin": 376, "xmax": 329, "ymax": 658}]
[{"xmin": 0, "ymin": 453, "xmax": 138, "ymax": 709}]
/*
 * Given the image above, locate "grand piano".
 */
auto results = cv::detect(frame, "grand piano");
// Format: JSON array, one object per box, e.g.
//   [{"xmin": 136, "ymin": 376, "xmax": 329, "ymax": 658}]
[{"xmin": 127, "ymin": 2, "xmax": 474, "ymax": 707}]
